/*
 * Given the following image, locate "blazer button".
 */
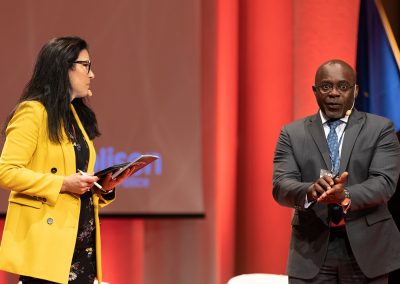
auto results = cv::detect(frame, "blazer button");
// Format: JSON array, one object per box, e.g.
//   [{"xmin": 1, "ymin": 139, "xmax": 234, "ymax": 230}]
[
  {"xmin": 51, "ymin": 167, "xmax": 57, "ymax": 174},
  {"xmin": 47, "ymin": 218, "xmax": 54, "ymax": 225}
]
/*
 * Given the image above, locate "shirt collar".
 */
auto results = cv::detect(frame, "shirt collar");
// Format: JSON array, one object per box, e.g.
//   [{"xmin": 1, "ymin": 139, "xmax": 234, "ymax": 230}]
[{"xmin": 319, "ymin": 110, "xmax": 349, "ymax": 125}]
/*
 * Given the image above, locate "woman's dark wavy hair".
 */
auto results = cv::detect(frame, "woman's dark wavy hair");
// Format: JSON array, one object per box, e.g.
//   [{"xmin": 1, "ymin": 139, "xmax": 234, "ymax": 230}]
[{"xmin": 3, "ymin": 36, "xmax": 100, "ymax": 143}]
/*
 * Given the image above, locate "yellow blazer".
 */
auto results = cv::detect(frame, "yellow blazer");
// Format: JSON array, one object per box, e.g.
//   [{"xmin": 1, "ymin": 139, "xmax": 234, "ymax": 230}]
[{"xmin": 0, "ymin": 101, "xmax": 113, "ymax": 283}]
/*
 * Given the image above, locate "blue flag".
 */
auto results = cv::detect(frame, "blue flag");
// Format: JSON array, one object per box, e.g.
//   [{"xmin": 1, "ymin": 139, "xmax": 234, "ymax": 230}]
[{"xmin": 356, "ymin": 0, "xmax": 400, "ymax": 131}]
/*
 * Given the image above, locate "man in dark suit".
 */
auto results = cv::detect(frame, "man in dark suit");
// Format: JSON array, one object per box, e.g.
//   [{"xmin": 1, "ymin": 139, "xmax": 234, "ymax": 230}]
[
  {"xmin": 273, "ymin": 59, "xmax": 400, "ymax": 283},
  {"xmin": 388, "ymin": 133, "xmax": 400, "ymax": 284}
]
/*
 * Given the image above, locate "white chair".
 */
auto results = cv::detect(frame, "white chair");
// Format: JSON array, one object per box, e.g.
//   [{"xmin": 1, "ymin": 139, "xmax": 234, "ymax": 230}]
[{"xmin": 228, "ymin": 273, "xmax": 288, "ymax": 284}]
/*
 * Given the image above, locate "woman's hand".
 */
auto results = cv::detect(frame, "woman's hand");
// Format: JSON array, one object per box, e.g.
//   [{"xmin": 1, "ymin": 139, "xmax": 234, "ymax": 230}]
[
  {"xmin": 100, "ymin": 165, "xmax": 137, "ymax": 191},
  {"xmin": 61, "ymin": 173, "xmax": 100, "ymax": 195}
]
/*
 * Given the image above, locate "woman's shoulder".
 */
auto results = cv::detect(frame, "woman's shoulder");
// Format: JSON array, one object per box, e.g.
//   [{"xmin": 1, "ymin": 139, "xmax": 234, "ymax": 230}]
[
  {"xmin": 15, "ymin": 100, "xmax": 46, "ymax": 114},
  {"xmin": 9, "ymin": 100, "xmax": 47, "ymax": 128},
  {"xmin": 18, "ymin": 100, "xmax": 45, "ymax": 109}
]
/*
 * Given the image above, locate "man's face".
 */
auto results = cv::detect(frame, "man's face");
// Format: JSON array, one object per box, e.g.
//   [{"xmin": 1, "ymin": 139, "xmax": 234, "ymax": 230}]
[{"xmin": 312, "ymin": 63, "xmax": 358, "ymax": 120}]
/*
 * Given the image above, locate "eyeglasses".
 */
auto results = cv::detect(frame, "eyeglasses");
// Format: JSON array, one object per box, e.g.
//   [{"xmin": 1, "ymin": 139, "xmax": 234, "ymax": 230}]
[
  {"xmin": 314, "ymin": 81, "xmax": 355, "ymax": 94},
  {"xmin": 74, "ymin": 60, "xmax": 91, "ymax": 74}
]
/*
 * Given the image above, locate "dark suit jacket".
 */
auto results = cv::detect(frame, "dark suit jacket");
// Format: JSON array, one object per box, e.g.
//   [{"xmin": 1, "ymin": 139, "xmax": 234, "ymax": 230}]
[{"xmin": 273, "ymin": 109, "xmax": 400, "ymax": 279}]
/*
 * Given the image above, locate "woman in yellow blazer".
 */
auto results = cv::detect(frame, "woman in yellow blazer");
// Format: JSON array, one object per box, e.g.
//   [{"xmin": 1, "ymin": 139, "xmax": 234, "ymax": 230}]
[{"xmin": 0, "ymin": 37, "xmax": 134, "ymax": 284}]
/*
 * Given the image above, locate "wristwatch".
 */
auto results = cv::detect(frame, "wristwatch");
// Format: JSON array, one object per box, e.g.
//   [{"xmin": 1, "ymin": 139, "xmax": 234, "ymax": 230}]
[{"xmin": 340, "ymin": 189, "xmax": 351, "ymax": 213}]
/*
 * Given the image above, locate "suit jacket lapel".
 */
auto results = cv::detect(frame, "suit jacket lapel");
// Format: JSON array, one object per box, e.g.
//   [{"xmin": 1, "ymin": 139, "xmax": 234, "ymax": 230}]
[
  {"xmin": 307, "ymin": 113, "xmax": 331, "ymax": 170},
  {"xmin": 340, "ymin": 110, "xmax": 365, "ymax": 173}
]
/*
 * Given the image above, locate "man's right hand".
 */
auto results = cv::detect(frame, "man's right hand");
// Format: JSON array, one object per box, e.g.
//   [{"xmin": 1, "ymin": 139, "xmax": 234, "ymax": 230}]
[
  {"xmin": 307, "ymin": 175, "xmax": 336, "ymax": 202},
  {"xmin": 317, "ymin": 172, "xmax": 349, "ymax": 204}
]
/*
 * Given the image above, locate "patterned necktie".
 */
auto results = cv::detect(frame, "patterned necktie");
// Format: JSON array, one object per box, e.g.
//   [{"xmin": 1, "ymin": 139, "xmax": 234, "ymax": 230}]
[
  {"xmin": 327, "ymin": 120, "xmax": 343, "ymax": 175},
  {"xmin": 327, "ymin": 119, "xmax": 343, "ymax": 224}
]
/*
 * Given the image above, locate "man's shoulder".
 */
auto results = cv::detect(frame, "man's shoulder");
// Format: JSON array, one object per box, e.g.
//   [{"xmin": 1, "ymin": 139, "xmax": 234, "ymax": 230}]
[
  {"xmin": 358, "ymin": 111, "xmax": 393, "ymax": 126},
  {"xmin": 364, "ymin": 112, "xmax": 391, "ymax": 122},
  {"xmin": 284, "ymin": 114, "xmax": 318, "ymax": 129}
]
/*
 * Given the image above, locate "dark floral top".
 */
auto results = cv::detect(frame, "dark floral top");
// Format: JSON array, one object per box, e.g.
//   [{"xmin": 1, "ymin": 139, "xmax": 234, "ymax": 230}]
[{"xmin": 69, "ymin": 115, "xmax": 97, "ymax": 283}]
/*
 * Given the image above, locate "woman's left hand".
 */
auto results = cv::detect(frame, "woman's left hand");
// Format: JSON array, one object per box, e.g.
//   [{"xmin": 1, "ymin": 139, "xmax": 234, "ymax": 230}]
[{"xmin": 99, "ymin": 165, "xmax": 137, "ymax": 191}]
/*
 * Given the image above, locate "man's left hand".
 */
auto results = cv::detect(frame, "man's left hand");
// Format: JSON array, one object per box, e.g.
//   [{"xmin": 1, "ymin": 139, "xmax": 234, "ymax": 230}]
[{"xmin": 317, "ymin": 171, "xmax": 349, "ymax": 204}]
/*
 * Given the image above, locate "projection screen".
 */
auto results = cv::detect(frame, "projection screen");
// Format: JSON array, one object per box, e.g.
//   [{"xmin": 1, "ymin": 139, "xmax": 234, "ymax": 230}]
[{"xmin": 0, "ymin": 0, "xmax": 204, "ymax": 216}]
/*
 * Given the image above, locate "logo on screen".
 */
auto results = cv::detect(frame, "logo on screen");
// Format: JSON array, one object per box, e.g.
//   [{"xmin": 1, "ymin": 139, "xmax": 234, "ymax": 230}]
[{"xmin": 94, "ymin": 147, "xmax": 162, "ymax": 189}]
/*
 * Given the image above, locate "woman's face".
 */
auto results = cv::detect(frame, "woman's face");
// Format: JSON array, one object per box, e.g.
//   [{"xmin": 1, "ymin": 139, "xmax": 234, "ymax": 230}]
[{"xmin": 69, "ymin": 49, "xmax": 95, "ymax": 100}]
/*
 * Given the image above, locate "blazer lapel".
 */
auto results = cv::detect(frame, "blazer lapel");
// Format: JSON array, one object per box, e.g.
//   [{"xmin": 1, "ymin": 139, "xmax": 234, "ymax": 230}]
[
  {"xmin": 307, "ymin": 113, "xmax": 331, "ymax": 170},
  {"xmin": 70, "ymin": 104, "xmax": 96, "ymax": 172},
  {"xmin": 340, "ymin": 110, "xmax": 365, "ymax": 173},
  {"xmin": 58, "ymin": 105, "xmax": 97, "ymax": 176},
  {"xmin": 59, "ymin": 124, "xmax": 76, "ymax": 175}
]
